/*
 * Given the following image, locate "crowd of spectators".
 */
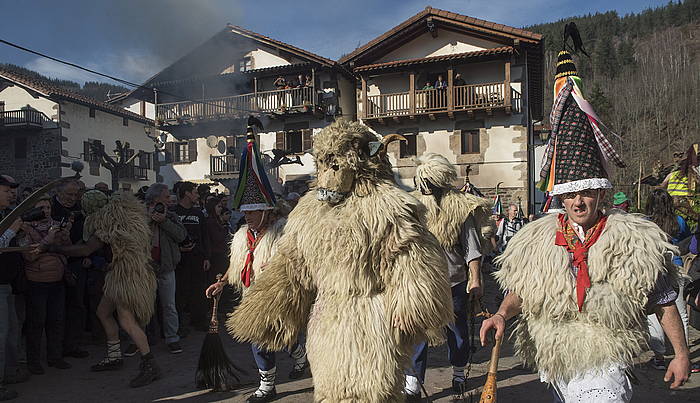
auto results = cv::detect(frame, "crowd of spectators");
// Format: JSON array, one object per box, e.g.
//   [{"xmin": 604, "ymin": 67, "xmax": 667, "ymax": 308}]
[{"xmin": 0, "ymin": 175, "xmax": 302, "ymax": 400}]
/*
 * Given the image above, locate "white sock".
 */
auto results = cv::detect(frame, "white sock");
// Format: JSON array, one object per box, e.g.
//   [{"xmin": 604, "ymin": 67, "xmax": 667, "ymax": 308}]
[
  {"xmin": 453, "ymin": 365, "xmax": 465, "ymax": 382},
  {"xmin": 254, "ymin": 367, "xmax": 276, "ymax": 397},
  {"xmin": 405, "ymin": 375, "xmax": 420, "ymax": 395}
]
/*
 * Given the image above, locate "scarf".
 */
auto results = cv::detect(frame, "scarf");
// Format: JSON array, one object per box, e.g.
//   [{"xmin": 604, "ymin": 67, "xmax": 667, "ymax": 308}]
[
  {"xmin": 240, "ymin": 228, "xmax": 266, "ymax": 288},
  {"xmin": 555, "ymin": 213, "xmax": 608, "ymax": 311}
]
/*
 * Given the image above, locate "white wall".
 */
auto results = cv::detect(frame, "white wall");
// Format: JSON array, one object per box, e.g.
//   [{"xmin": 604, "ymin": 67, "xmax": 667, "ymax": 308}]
[
  {"xmin": 0, "ymin": 84, "xmax": 57, "ymax": 118},
  {"xmin": 377, "ymin": 31, "xmax": 501, "ymax": 63},
  {"xmin": 59, "ymin": 101, "xmax": 156, "ymax": 189}
]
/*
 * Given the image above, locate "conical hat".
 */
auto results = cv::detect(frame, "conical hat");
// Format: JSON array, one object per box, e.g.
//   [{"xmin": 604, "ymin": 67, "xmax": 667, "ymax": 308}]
[{"xmin": 232, "ymin": 123, "xmax": 276, "ymax": 211}]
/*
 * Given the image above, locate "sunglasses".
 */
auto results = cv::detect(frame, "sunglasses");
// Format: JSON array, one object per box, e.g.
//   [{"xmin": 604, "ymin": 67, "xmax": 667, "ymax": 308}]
[{"xmin": 560, "ymin": 189, "xmax": 599, "ymax": 200}]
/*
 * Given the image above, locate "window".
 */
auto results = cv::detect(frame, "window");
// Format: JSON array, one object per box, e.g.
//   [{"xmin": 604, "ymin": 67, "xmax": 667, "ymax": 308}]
[
  {"xmin": 276, "ymin": 122, "xmax": 312, "ymax": 154},
  {"xmin": 399, "ymin": 134, "xmax": 417, "ymax": 158},
  {"xmin": 89, "ymin": 108, "xmax": 95, "ymax": 118},
  {"xmin": 239, "ymin": 56, "xmax": 253, "ymax": 72},
  {"xmin": 460, "ymin": 130, "xmax": 480, "ymax": 154},
  {"xmin": 14, "ymin": 137, "xmax": 27, "ymax": 159},
  {"xmin": 122, "ymin": 117, "xmax": 128, "ymax": 126},
  {"xmin": 138, "ymin": 151, "xmax": 151, "ymax": 169},
  {"xmin": 83, "ymin": 139, "xmax": 102, "ymax": 176},
  {"xmin": 165, "ymin": 140, "xmax": 197, "ymax": 163}
]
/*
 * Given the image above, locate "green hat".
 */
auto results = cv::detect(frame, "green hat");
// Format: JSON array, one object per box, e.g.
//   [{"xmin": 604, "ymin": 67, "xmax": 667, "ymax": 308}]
[
  {"xmin": 612, "ymin": 192, "xmax": 629, "ymax": 205},
  {"xmin": 81, "ymin": 189, "xmax": 109, "ymax": 216}
]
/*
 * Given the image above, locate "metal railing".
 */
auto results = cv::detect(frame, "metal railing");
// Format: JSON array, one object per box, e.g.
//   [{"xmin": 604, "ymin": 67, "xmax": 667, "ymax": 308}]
[
  {"xmin": 210, "ymin": 154, "xmax": 240, "ymax": 177},
  {"xmin": 157, "ymin": 86, "xmax": 314, "ymax": 123},
  {"xmin": 0, "ymin": 109, "xmax": 50, "ymax": 128},
  {"xmin": 117, "ymin": 165, "xmax": 148, "ymax": 181}
]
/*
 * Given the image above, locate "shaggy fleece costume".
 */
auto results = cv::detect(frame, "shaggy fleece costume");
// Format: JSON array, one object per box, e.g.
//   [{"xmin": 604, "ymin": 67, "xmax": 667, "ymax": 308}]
[
  {"xmin": 83, "ymin": 192, "xmax": 156, "ymax": 326},
  {"xmin": 228, "ymin": 120, "xmax": 453, "ymax": 402},
  {"xmin": 224, "ymin": 217, "xmax": 286, "ymax": 295},
  {"xmin": 495, "ymin": 211, "xmax": 676, "ymax": 382}
]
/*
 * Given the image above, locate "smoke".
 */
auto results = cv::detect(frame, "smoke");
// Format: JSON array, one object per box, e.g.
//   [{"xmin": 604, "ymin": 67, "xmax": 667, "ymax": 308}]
[{"xmin": 104, "ymin": 0, "xmax": 243, "ymax": 79}]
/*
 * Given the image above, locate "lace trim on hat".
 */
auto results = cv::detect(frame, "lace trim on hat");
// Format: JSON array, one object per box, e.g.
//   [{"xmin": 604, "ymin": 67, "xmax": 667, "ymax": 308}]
[{"xmin": 551, "ymin": 178, "xmax": 612, "ymax": 195}]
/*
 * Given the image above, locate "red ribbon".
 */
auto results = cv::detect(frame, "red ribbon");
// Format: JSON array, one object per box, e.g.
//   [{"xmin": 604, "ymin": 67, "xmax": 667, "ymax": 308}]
[
  {"xmin": 241, "ymin": 228, "xmax": 264, "ymax": 288},
  {"xmin": 555, "ymin": 214, "xmax": 608, "ymax": 312}
]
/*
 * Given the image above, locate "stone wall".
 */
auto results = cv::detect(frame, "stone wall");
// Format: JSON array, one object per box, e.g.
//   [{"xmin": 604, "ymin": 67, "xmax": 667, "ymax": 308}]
[{"xmin": 0, "ymin": 128, "xmax": 62, "ymax": 188}]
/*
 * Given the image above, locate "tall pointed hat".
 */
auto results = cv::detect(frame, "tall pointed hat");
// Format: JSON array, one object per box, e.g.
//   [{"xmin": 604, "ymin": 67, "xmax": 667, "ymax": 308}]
[
  {"xmin": 538, "ymin": 22, "xmax": 625, "ymax": 195},
  {"xmin": 232, "ymin": 116, "xmax": 276, "ymax": 211}
]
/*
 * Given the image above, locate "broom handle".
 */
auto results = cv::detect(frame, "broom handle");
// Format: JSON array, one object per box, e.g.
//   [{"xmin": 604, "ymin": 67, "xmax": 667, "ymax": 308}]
[
  {"xmin": 210, "ymin": 274, "xmax": 223, "ymax": 331},
  {"xmin": 488, "ymin": 336, "xmax": 503, "ymax": 374}
]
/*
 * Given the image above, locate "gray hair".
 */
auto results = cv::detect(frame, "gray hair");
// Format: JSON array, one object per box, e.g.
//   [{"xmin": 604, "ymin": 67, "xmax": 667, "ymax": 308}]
[{"xmin": 145, "ymin": 183, "xmax": 169, "ymax": 203}]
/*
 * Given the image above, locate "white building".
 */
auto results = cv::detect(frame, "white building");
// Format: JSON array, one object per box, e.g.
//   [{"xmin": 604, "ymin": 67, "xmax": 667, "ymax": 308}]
[
  {"xmin": 0, "ymin": 69, "xmax": 156, "ymax": 190},
  {"xmin": 111, "ymin": 24, "xmax": 356, "ymax": 195},
  {"xmin": 340, "ymin": 7, "xmax": 544, "ymax": 212}
]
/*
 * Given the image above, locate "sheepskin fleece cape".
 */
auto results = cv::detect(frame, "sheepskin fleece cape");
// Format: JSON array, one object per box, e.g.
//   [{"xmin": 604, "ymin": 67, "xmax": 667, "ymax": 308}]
[
  {"xmin": 84, "ymin": 192, "xmax": 156, "ymax": 326},
  {"xmin": 225, "ymin": 217, "xmax": 286, "ymax": 293},
  {"xmin": 228, "ymin": 182, "xmax": 453, "ymax": 402},
  {"xmin": 495, "ymin": 211, "xmax": 675, "ymax": 382},
  {"xmin": 412, "ymin": 189, "xmax": 495, "ymax": 252}
]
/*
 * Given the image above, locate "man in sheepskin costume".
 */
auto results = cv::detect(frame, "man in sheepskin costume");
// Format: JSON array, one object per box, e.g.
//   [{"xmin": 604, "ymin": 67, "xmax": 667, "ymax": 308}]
[
  {"xmin": 205, "ymin": 123, "xmax": 308, "ymax": 403},
  {"xmin": 480, "ymin": 30, "xmax": 690, "ymax": 402},
  {"xmin": 226, "ymin": 119, "xmax": 453, "ymax": 402},
  {"xmin": 405, "ymin": 153, "xmax": 494, "ymax": 400},
  {"xmin": 41, "ymin": 190, "xmax": 159, "ymax": 387}
]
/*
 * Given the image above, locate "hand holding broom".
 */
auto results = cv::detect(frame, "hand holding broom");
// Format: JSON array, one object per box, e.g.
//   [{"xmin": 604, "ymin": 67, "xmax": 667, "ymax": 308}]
[{"xmin": 478, "ymin": 312, "xmax": 506, "ymax": 403}]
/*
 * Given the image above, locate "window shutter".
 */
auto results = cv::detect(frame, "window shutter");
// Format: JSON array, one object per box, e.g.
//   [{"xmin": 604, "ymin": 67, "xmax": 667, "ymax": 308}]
[
  {"xmin": 301, "ymin": 129, "xmax": 313, "ymax": 152},
  {"xmin": 471, "ymin": 130, "xmax": 480, "ymax": 153},
  {"xmin": 83, "ymin": 141, "xmax": 90, "ymax": 161},
  {"xmin": 276, "ymin": 131, "xmax": 285, "ymax": 150},
  {"xmin": 188, "ymin": 139, "xmax": 198, "ymax": 162},
  {"xmin": 165, "ymin": 141, "xmax": 174, "ymax": 163},
  {"xmin": 226, "ymin": 136, "xmax": 236, "ymax": 154},
  {"xmin": 138, "ymin": 151, "xmax": 147, "ymax": 168}
]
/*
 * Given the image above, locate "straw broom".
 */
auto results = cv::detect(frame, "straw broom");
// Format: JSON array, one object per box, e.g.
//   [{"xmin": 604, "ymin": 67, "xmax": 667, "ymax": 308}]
[{"xmin": 195, "ymin": 275, "xmax": 246, "ymax": 391}]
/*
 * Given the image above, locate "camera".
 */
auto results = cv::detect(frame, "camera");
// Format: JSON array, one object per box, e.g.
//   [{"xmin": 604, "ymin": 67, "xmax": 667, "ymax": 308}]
[
  {"xmin": 21, "ymin": 207, "xmax": 46, "ymax": 222},
  {"xmin": 153, "ymin": 202, "xmax": 166, "ymax": 214}
]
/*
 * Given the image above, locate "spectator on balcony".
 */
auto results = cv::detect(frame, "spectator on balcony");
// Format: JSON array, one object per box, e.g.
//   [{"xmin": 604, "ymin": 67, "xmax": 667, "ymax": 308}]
[
  {"xmin": 295, "ymin": 74, "xmax": 305, "ymax": 88},
  {"xmin": 454, "ymin": 73, "xmax": 466, "ymax": 87},
  {"xmin": 273, "ymin": 76, "xmax": 286, "ymax": 90},
  {"xmin": 305, "ymin": 75, "xmax": 313, "ymax": 87},
  {"xmin": 434, "ymin": 75, "xmax": 447, "ymax": 90},
  {"xmin": 422, "ymin": 82, "xmax": 434, "ymax": 90}
]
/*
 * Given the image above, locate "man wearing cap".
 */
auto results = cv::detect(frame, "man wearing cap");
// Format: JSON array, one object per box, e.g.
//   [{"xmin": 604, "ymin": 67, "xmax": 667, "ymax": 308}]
[
  {"xmin": 205, "ymin": 125, "xmax": 308, "ymax": 402},
  {"xmin": 612, "ymin": 192, "xmax": 630, "ymax": 212},
  {"xmin": 480, "ymin": 28, "xmax": 689, "ymax": 402},
  {"xmin": 0, "ymin": 176, "xmax": 22, "ymax": 401}
]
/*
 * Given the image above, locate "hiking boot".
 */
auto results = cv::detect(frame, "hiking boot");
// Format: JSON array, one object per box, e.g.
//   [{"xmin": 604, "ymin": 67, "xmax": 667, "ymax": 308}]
[
  {"xmin": 0, "ymin": 387, "xmax": 17, "ymax": 401},
  {"xmin": 48, "ymin": 359, "xmax": 72, "ymax": 370},
  {"xmin": 63, "ymin": 349, "xmax": 89, "ymax": 359},
  {"xmin": 123, "ymin": 344, "xmax": 139, "ymax": 357},
  {"xmin": 246, "ymin": 388, "xmax": 276, "ymax": 403},
  {"xmin": 3, "ymin": 368, "xmax": 30, "ymax": 384},
  {"xmin": 167, "ymin": 342, "xmax": 183, "ymax": 354},
  {"xmin": 649, "ymin": 357, "xmax": 665, "ymax": 370},
  {"xmin": 129, "ymin": 356, "xmax": 161, "ymax": 388},
  {"xmin": 90, "ymin": 358, "xmax": 124, "ymax": 372},
  {"xmin": 26, "ymin": 362, "xmax": 44, "ymax": 375}
]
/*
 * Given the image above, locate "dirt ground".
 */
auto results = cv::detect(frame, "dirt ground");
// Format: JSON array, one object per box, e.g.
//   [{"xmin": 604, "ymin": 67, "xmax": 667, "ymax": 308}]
[{"xmin": 12, "ymin": 273, "xmax": 700, "ymax": 402}]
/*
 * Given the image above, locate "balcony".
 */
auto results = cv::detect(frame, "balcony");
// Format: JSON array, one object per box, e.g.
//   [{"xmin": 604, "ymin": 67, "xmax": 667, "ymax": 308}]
[
  {"xmin": 156, "ymin": 86, "xmax": 316, "ymax": 127},
  {"xmin": 117, "ymin": 165, "xmax": 148, "ymax": 181},
  {"xmin": 210, "ymin": 154, "xmax": 240, "ymax": 179},
  {"xmin": 0, "ymin": 109, "xmax": 51, "ymax": 131},
  {"xmin": 362, "ymin": 82, "xmax": 521, "ymax": 121}
]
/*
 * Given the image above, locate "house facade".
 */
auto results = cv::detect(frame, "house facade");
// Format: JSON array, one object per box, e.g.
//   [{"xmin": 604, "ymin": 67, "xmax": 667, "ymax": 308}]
[
  {"xmin": 340, "ymin": 7, "xmax": 544, "ymax": 213},
  {"xmin": 0, "ymin": 69, "xmax": 156, "ymax": 190},
  {"xmin": 111, "ymin": 24, "xmax": 356, "ymax": 194}
]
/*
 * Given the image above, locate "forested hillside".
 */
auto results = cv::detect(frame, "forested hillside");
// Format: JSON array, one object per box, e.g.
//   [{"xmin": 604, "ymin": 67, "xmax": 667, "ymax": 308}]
[
  {"xmin": 0, "ymin": 63, "xmax": 128, "ymax": 102},
  {"xmin": 526, "ymin": 0, "xmax": 699, "ymax": 198}
]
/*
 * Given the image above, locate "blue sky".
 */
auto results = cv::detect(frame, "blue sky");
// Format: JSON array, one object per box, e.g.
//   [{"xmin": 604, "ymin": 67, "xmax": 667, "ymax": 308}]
[{"xmin": 0, "ymin": 0, "xmax": 671, "ymax": 86}]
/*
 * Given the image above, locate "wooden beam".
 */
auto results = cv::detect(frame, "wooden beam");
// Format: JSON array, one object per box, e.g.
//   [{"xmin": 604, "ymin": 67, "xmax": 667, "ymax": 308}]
[
  {"xmin": 504, "ymin": 61, "xmax": 511, "ymax": 110},
  {"xmin": 447, "ymin": 66, "xmax": 454, "ymax": 114},
  {"xmin": 361, "ymin": 76, "xmax": 368, "ymax": 119},
  {"xmin": 409, "ymin": 72, "xmax": 416, "ymax": 116}
]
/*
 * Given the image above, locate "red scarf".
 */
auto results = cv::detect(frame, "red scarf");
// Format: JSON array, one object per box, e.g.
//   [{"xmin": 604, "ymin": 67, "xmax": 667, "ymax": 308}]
[
  {"xmin": 554, "ymin": 213, "xmax": 608, "ymax": 312},
  {"xmin": 241, "ymin": 228, "xmax": 265, "ymax": 288}
]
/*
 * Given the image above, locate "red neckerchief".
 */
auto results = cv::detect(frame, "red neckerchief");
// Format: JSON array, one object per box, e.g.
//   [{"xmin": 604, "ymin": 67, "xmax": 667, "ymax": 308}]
[
  {"xmin": 554, "ymin": 213, "xmax": 608, "ymax": 312},
  {"xmin": 241, "ymin": 228, "xmax": 266, "ymax": 288}
]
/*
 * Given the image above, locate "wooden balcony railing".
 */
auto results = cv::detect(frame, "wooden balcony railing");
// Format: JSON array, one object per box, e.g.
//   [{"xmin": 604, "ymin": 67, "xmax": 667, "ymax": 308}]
[
  {"xmin": 157, "ymin": 86, "xmax": 315, "ymax": 124},
  {"xmin": 364, "ymin": 82, "xmax": 521, "ymax": 119},
  {"xmin": 210, "ymin": 154, "xmax": 240, "ymax": 177},
  {"xmin": 117, "ymin": 165, "xmax": 148, "ymax": 181},
  {"xmin": 0, "ymin": 109, "xmax": 50, "ymax": 129}
]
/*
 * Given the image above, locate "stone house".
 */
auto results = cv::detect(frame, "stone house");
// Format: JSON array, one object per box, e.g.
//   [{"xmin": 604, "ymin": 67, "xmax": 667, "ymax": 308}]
[
  {"xmin": 0, "ymin": 69, "xmax": 156, "ymax": 190},
  {"xmin": 340, "ymin": 7, "xmax": 544, "ymax": 213},
  {"xmin": 110, "ymin": 24, "xmax": 356, "ymax": 194}
]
